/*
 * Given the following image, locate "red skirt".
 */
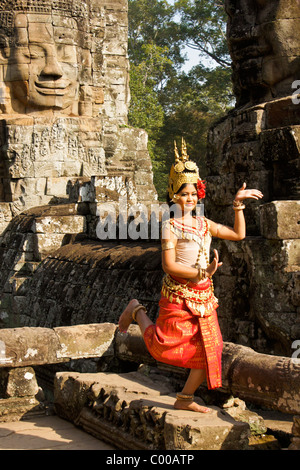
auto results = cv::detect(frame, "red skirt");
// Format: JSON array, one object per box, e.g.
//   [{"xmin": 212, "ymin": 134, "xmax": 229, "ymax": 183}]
[{"xmin": 143, "ymin": 280, "xmax": 223, "ymax": 389}]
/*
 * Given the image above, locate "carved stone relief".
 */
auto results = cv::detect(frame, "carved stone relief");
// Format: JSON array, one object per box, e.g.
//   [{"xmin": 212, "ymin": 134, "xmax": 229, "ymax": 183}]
[
  {"xmin": 0, "ymin": 0, "xmax": 156, "ymax": 218},
  {"xmin": 225, "ymin": 0, "xmax": 300, "ymax": 107}
]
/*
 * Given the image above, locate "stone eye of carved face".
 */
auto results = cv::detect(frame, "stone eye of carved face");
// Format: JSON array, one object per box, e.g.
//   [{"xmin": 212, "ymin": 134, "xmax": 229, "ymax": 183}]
[
  {"xmin": 23, "ymin": 47, "xmax": 41, "ymax": 60},
  {"xmin": 57, "ymin": 45, "xmax": 77, "ymax": 64}
]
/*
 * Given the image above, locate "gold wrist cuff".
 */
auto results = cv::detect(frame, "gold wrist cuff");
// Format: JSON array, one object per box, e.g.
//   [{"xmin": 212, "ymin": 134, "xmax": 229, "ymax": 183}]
[
  {"xmin": 233, "ymin": 200, "xmax": 245, "ymax": 210},
  {"xmin": 198, "ymin": 267, "xmax": 207, "ymax": 280}
]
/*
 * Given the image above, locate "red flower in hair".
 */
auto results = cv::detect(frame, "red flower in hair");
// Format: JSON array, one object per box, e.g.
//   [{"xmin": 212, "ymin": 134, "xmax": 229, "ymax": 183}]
[{"xmin": 197, "ymin": 179, "xmax": 206, "ymax": 199}]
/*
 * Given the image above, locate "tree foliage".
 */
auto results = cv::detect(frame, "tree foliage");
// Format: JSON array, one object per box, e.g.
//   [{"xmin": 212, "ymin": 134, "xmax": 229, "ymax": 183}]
[
  {"xmin": 127, "ymin": 0, "xmax": 233, "ymax": 200},
  {"xmin": 175, "ymin": 0, "xmax": 230, "ymax": 67}
]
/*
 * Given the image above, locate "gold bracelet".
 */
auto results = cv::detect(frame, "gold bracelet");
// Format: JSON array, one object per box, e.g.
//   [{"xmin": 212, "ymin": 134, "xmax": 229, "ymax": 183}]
[
  {"xmin": 233, "ymin": 199, "xmax": 245, "ymax": 210},
  {"xmin": 132, "ymin": 304, "xmax": 147, "ymax": 322},
  {"xmin": 198, "ymin": 267, "xmax": 207, "ymax": 280},
  {"xmin": 161, "ymin": 241, "xmax": 176, "ymax": 251}
]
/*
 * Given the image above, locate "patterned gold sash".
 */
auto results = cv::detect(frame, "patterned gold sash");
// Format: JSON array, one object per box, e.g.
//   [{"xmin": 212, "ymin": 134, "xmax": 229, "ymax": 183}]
[{"xmin": 161, "ymin": 274, "xmax": 218, "ymax": 318}]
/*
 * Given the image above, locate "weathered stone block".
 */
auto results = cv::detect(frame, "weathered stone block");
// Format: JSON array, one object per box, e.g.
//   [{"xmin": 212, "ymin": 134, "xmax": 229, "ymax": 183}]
[
  {"xmin": 282, "ymin": 240, "xmax": 300, "ymax": 271},
  {"xmin": 93, "ymin": 175, "xmax": 137, "ymax": 203},
  {"xmin": 164, "ymin": 409, "xmax": 249, "ymax": 450},
  {"xmin": 0, "ymin": 396, "xmax": 40, "ymax": 423},
  {"xmin": 0, "ymin": 323, "xmax": 117, "ymax": 370},
  {"xmin": 115, "ymin": 325, "xmax": 155, "ymax": 365},
  {"xmin": 222, "ymin": 342, "xmax": 300, "ymax": 414},
  {"xmin": 260, "ymin": 201, "xmax": 300, "ymax": 239},
  {"xmin": 224, "ymin": 407, "xmax": 267, "ymax": 436},
  {"xmin": 289, "ymin": 437, "xmax": 300, "ymax": 450},
  {"xmin": 33, "ymin": 233, "xmax": 67, "ymax": 259},
  {"xmin": 54, "ymin": 323, "xmax": 116, "ymax": 360},
  {"xmin": 0, "ymin": 327, "xmax": 62, "ymax": 368},
  {"xmin": 46, "ymin": 177, "xmax": 74, "ymax": 198},
  {"xmin": 292, "ymin": 415, "xmax": 300, "ymax": 436},
  {"xmin": 5, "ymin": 367, "xmax": 38, "ymax": 398},
  {"xmin": 0, "ymin": 203, "xmax": 13, "ymax": 234},
  {"xmin": 33, "ymin": 215, "xmax": 86, "ymax": 234}
]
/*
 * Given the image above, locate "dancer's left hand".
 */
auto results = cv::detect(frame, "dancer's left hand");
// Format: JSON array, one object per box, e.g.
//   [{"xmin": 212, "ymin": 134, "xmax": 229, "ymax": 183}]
[
  {"xmin": 206, "ymin": 249, "xmax": 223, "ymax": 278},
  {"xmin": 234, "ymin": 182, "xmax": 263, "ymax": 202}
]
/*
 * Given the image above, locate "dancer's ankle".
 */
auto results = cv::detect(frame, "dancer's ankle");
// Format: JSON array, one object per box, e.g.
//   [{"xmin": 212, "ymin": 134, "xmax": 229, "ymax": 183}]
[
  {"xmin": 132, "ymin": 304, "xmax": 147, "ymax": 323},
  {"xmin": 176, "ymin": 393, "xmax": 194, "ymax": 402}
]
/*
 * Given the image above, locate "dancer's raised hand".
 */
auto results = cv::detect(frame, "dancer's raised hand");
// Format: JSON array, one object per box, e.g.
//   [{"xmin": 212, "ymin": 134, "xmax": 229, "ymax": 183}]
[{"xmin": 234, "ymin": 182, "xmax": 263, "ymax": 202}]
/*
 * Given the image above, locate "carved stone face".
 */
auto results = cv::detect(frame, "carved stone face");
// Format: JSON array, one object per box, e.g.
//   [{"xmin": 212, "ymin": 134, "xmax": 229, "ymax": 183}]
[
  {"xmin": 225, "ymin": 0, "xmax": 300, "ymax": 104},
  {"xmin": 8, "ymin": 13, "xmax": 79, "ymax": 113}
]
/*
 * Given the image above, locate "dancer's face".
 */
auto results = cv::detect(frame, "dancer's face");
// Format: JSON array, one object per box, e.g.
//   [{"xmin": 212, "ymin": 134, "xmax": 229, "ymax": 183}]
[{"xmin": 175, "ymin": 184, "xmax": 198, "ymax": 214}]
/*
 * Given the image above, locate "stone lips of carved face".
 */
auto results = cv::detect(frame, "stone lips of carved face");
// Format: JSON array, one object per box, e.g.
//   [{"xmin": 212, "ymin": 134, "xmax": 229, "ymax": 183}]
[{"xmin": 10, "ymin": 13, "xmax": 79, "ymax": 111}]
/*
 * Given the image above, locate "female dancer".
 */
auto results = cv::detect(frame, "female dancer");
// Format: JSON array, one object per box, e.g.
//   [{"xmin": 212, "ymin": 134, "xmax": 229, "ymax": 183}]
[{"xmin": 119, "ymin": 139, "xmax": 263, "ymax": 413}]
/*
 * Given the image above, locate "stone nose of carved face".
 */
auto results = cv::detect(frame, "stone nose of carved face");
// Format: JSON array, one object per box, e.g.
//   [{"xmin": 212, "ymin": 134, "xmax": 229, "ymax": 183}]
[{"xmin": 41, "ymin": 55, "xmax": 63, "ymax": 79}]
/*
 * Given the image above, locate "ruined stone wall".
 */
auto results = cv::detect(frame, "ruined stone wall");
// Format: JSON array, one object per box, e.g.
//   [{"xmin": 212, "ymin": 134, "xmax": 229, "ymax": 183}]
[
  {"xmin": 16, "ymin": 239, "xmax": 162, "ymax": 329},
  {"xmin": 0, "ymin": 202, "xmax": 162, "ymax": 329}
]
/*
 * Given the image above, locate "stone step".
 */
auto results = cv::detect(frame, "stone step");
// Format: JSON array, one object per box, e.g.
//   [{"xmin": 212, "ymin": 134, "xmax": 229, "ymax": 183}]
[
  {"xmin": 0, "ymin": 415, "xmax": 115, "ymax": 450},
  {"xmin": 54, "ymin": 370, "xmax": 250, "ymax": 450}
]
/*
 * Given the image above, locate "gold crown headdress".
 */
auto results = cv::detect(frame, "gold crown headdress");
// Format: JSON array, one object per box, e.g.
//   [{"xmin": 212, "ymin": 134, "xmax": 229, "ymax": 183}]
[{"xmin": 168, "ymin": 138, "xmax": 205, "ymax": 200}]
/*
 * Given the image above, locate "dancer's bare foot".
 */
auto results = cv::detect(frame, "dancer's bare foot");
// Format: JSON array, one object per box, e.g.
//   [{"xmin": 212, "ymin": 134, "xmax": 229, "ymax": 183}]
[
  {"xmin": 118, "ymin": 299, "xmax": 140, "ymax": 333},
  {"xmin": 174, "ymin": 399, "xmax": 211, "ymax": 413}
]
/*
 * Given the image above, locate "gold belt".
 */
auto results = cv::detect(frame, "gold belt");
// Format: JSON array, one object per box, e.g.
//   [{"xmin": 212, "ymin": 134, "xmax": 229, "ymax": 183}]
[{"xmin": 161, "ymin": 274, "xmax": 218, "ymax": 317}]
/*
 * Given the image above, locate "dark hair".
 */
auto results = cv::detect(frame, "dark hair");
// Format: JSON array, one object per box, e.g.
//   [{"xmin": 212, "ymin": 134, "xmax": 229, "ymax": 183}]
[
  {"xmin": 166, "ymin": 182, "xmax": 198, "ymax": 206},
  {"xmin": 166, "ymin": 182, "xmax": 198, "ymax": 219}
]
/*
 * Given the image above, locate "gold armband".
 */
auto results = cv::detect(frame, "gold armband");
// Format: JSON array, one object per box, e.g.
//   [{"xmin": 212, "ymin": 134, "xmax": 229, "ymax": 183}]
[{"xmin": 161, "ymin": 241, "xmax": 176, "ymax": 251}]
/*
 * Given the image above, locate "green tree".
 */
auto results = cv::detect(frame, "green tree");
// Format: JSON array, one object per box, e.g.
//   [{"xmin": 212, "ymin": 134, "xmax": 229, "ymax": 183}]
[
  {"xmin": 128, "ymin": 43, "xmax": 173, "ymax": 193},
  {"xmin": 128, "ymin": 0, "xmax": 184, "ymax": 67},
  {"xmin": 175, "ymin": 0, "xmax": 230, "ymax": 67},
  {"xmin": 127, "ymin": 0, "xmax": 233, "ymax": 200},
  {"xmin": 155, "ymin": 68, "xmax": 232, "ymax": 195}
]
